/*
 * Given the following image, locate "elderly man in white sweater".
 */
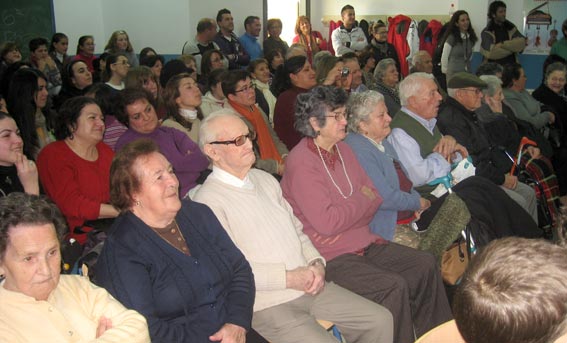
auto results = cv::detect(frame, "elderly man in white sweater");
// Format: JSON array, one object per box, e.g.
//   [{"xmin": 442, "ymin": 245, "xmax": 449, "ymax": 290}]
[{"xmin": 194, "ymin": 111, "xmax": 393, "ymax": 343}]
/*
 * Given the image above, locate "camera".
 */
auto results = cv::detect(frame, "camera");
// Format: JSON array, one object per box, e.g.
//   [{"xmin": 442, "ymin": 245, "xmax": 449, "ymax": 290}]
[{"xmin": 341, "ymin": 67, "xmax": 350, "ymax": 78}]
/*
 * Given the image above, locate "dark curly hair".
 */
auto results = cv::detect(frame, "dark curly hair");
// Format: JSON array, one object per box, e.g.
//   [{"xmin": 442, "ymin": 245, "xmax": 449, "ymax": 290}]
[
  {"xmin": 115, "ymin": 87, "xmax": 155, "ymax": 126},
  {"xmin": 488, "ymin": 1, "xmax": 506, "ymax": 18},
  {"xmin": 501, "ymin": 62, "xmax": 523, "ymax": 88},
  {"xmin": 54, "ymin": 96, "xmax": 99, "ymax": 140},
  {"xmin": 442, "ymin": 10, "xmax": 478, "ymax": 45}
]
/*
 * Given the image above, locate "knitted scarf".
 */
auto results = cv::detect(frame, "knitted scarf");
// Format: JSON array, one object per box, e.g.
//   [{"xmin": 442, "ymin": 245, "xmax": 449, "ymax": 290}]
[{"xmin": 228, "ymin": 99, "xmax": 282, "ymax": 163}]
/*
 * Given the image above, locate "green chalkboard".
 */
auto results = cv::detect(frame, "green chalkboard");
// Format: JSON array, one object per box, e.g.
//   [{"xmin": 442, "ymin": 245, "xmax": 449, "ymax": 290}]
[{"xmin": 0, "ymin": 0, "xmax": 54, "ymax": 59}]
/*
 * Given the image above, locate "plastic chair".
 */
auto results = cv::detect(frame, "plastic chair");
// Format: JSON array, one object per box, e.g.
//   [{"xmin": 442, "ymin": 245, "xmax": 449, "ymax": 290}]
[
  {"xmin": 414, "ymin": 320, "xmax": 465, "ymax": 343},
  {"xmin": 317, "ymin": 320, "xmax": 344, "ymax": 342}
]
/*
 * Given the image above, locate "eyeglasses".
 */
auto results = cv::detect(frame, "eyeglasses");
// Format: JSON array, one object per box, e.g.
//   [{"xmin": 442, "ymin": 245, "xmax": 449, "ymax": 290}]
[
  {"xmin": 209, "ymin": 131, "xmax": 257, "ymax": 146},
  {"xmin": 460, "ymin": 88, "xmax": 482, "ymax": 95},
  {"xmin": 234, "ymin": 83, "xmax": 254, "ymax": 93},
  {"xmin": 326, "ymin": 110, "xmax": 347, "ymax": 121},
  {"xmin": 112, "ymin": 60, "xmax": 130, "ymax": 66}
]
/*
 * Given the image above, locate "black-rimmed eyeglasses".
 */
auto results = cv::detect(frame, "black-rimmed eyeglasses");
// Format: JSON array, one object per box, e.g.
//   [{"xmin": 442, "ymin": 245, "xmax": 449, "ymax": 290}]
[
  {"xmin": 209, "ymin": 131, "xmax": 257, "ymax": 146},
  {"xmin": 234, "ymin": 83, "xmax": 254, "ymax": 93}
]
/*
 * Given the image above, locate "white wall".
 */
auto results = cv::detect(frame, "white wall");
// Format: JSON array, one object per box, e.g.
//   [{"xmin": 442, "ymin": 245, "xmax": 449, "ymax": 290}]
[
  {"xmin": 99, "ymin": 0, "xmax": 190, "ymax": 54},
  {"xmin": 53, "ymin": 0, "xmax": 261, "ymax": 55},
  {"xmin": 52, "ymin": 0, "xmax": 526, "ymax": 55},
  {"xmin": 188, "ymin": 0, "xmax": 263, "ymax": 38},
  {"xmin": 53, "ymin": 0, "xmax": 105, "ymax": 54}
]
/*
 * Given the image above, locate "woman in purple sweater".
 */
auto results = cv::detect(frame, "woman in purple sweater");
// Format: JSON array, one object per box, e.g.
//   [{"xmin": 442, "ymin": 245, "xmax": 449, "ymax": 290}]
[
  {"xmin": 115, "ymin": 88, "xmax": 209, "ymax": 197},
  {"xmin": 280, "ymin": 86, "xmax": 452, "ymax": 343}
]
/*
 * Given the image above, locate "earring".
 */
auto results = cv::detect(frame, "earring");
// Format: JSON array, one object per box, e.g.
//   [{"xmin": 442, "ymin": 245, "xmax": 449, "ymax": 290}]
[
  {"xmin": 315, "ymin": 130, "xmax": 321, "ymax": 137},
  {"xmin": 135, "ymin": 200, "xmax": 141, "ymax": 206},
  {"xmin": 69, "ymin": 133, "xmax": 74, "ymax": 140}
]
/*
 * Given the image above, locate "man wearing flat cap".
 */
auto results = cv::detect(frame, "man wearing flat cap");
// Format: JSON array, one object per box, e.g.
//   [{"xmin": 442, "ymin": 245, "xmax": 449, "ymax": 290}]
[{"xmin": 437, "ymin": 72, "xmax": 538, "ymax": 223}]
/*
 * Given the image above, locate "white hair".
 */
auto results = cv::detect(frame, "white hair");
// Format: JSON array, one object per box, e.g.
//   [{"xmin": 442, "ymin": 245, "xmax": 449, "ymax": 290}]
[
  {"xmin": 398, "ymin": 72, "xmax": 435, "ymax": 106},
  {"xmin": 411, "ymin": 51, "xmax": 430, "ymax": 68},
  {"xmin": 479, "ymin": 75, "xmax": 503, "ymax": 97},
  {"xmin": 198, "ymin": 110, "xmax": 242, "ymax": 151},
  {"xmin": 347, "ymin": 90, "xmax": 385, "ymax": 133}
]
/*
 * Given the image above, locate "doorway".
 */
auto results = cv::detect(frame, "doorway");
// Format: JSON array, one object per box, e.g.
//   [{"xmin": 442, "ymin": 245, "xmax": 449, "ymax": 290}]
[{"xmin": 265, "ymin": 0, "xmax": 301, "ymax": 45}]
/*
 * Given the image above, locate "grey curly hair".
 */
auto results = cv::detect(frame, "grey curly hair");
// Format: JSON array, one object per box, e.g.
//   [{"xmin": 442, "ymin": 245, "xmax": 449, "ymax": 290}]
[{"xmin": 294, "ymin": 86, "xmax": 349, "ymax": 138}]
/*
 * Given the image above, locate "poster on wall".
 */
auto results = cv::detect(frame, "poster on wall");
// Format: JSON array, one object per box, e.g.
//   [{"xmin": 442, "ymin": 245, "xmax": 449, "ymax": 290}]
[{"xmin": 522, "ymin": 0, "xmax": 567, "ymax": 55}]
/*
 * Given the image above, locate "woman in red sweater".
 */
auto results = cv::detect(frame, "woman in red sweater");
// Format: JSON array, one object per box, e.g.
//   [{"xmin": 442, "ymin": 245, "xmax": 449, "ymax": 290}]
[{"xmin": 37, "ymin": 97, "xmax": 118, "ymax": 244}]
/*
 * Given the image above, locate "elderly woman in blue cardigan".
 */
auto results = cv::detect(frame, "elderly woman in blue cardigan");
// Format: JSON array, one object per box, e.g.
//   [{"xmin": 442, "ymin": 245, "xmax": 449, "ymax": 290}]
[
  {"xmin": 344, "ymin": 91, "xmax": 430, "ymax": 240},
  {"xmin": 95, "ymin": 139, "xmax": 256, "ymax": 343},
  {"xmin": 345, "ymin": 90, "xmax": 542, "ymax": 247}
]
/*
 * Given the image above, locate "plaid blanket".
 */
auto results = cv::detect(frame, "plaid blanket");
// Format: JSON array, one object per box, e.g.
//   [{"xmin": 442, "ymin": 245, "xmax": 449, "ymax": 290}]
[{"xmin": 518, "ymin": 155, "xmax": 560, "ymax": 227}]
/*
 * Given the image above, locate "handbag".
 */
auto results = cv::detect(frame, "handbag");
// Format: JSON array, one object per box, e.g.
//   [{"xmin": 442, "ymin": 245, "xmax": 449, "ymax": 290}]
[{"xmin": 441, "ymin": 239, "xmax": 469, "ymax": 285}]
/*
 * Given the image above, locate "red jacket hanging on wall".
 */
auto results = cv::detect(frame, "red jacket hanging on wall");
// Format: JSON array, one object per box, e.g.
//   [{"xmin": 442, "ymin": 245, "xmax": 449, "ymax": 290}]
[
  {"xmin": 388, "ymin": 15, "xmax": 412, "ymax": 76},
  {"xmin": 328, "ymin": 20, "xmax": 342, "ymax": 56},
  {"xmin": 420, "ymin": 20, "xmax": 444, "ymax": 58}
]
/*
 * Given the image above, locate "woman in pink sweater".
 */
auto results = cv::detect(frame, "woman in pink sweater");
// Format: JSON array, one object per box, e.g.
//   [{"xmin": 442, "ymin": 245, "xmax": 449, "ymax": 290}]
[{"xmin": 281, "ymin": 86, "xmax": 452, "ymax": 343}]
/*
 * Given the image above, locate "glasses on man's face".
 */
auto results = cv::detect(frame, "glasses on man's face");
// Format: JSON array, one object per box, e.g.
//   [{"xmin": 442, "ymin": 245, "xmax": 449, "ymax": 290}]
[
  {"xmin": 209, "ymin": 131, "xmax": 257, "ymax": 146},
  {"xmin": 234, "ymin": 83, "xmax": 254, "ymax": 93},
  {"xmin": 326, "ymin": 110, "xmax": 347, "ymax": 121},
  {"xmin": 460, "ymin": 88, "xmax": 482, "ymax": 95}
]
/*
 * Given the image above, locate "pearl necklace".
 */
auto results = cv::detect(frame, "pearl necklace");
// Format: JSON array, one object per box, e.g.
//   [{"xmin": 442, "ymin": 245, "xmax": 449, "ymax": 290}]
[{"xmin": 315, "ymin": 142, "xmax": 353, "ymax": 199}]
